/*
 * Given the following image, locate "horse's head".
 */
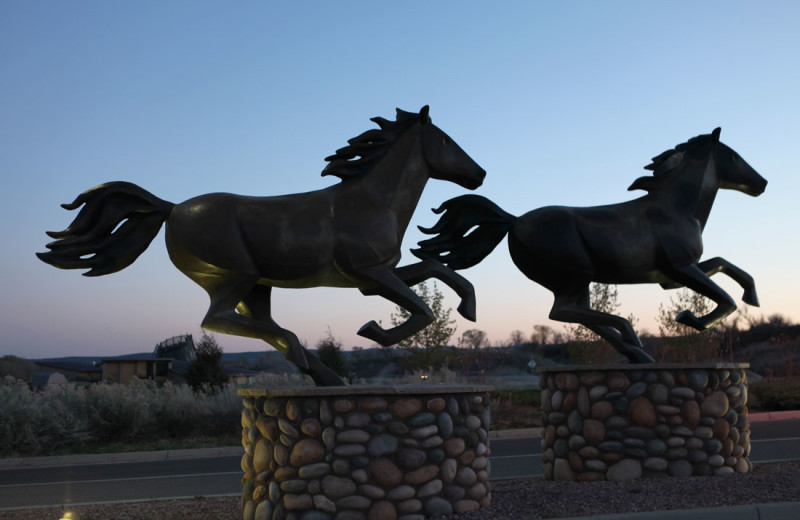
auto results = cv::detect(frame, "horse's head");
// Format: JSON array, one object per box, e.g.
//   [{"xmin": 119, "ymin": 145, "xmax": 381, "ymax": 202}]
[
  {"xmin": 631, "ymin": 128, "xmax": 768, "ymax": 197},
  {"xmin": 711, "ymin": 128, "xmax": 767, "ymax": 197},
  {"xmin": 418, "ymin": 106, "xmax": 485, "ymax": 190}
]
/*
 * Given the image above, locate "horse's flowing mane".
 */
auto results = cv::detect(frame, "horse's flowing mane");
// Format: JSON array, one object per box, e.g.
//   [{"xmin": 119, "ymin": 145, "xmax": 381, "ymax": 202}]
[
  {"xmin": 322, "ymin": 108, "xmax": 423, "ymax": 180},
  {"xmin": 628, "ymin": 130, "xmax": 718, "ymax": 193}
]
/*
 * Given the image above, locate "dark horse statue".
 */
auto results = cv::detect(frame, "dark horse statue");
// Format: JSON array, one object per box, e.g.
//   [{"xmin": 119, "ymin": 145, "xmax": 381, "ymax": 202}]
[
  {"xmin": 37, "ymin": 106, "xmax": 486, "ymax": 385},
  {"xmin": 413, "ymin": 128, "xmax": 766, "ymax": 363}
]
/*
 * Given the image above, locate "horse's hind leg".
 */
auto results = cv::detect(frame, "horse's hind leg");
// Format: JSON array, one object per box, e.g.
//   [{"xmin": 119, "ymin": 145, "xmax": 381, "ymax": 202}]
[
  {"xmin": 585, "ymin": 324, "xmax": 655, "ymax": 363},
  {"xmin": 549, "ymin": 285, "xmax": 654, "ymax": 363},
  {"xmin": 199, "ymin": 273, "xmax": 344, "ymax": 385},
  {"xmin": 237, "ymin": 285, "xmax": 345, "ymax": 386}
]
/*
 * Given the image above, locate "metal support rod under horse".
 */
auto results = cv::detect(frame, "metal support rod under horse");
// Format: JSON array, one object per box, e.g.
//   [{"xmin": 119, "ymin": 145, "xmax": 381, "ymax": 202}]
[
  {"xmin": 37, "ymin": 106, "xmax": 485, "ymax": 386},
  {"xmin": 413, "ymin": 128, "xmax": 766, "ymax": 363}
]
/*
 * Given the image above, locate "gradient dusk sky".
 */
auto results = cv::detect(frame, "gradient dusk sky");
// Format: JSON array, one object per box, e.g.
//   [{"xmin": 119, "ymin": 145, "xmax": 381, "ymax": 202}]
[{"xmin": 2, "ymin": 1, "xmax": 798, "ymax": 359}]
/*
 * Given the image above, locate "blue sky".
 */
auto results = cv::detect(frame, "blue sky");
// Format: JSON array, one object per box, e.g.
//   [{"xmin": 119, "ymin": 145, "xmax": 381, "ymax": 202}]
[{"xmin": 2, "ymin": 1, "xmax": 798, "ymax": 358}]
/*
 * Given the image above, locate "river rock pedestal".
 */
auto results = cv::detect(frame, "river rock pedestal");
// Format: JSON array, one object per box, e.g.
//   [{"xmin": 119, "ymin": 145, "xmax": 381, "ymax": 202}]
[
  {"xmin": 538, "ymin": 363, "xmax": 750, "ymax": 481},
  {"xmin": 238, "ymin": 385, "xmax": 493, "ymax": 520}
]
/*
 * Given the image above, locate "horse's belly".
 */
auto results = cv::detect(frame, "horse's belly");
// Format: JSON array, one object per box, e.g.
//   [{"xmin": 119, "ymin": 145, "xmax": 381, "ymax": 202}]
[
  {"xmin": 168, "ymin": 194, "xmax": 337, "ymax": 280},
  {"xmin": 512, "ymin": 208, "xmax": 595, "ymax": 277},
  {"xmin": 260, "ymin": 265, "xmax": 358, "ymax": 289},
  {"xmin": 511, "ymin": 206, "xmax": 668, "ymax": 286}
]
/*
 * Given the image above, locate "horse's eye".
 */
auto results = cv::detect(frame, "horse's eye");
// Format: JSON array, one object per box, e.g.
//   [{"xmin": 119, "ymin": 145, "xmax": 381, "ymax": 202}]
[{"xmin": 442, "ymin": 137, "xmax": 450, "ymax": 147}]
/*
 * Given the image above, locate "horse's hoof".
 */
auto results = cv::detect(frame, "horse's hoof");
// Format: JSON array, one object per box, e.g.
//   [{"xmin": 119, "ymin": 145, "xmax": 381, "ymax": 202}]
[
  {"xmin": 676, "ymin": 310, "xmax": 705, "ymax": 331},
  {"xmin": 358, "ymin": 320, "xmax": 391, "ymax": 346},
  {"xmin": 457, "ymin": 299, "xmax": 477, "ymax": 322},
  {"xmin": 304, "ymin": 351, "xmax": 347, "ymax": 386},
  {"xmin": 628, "ymin": 348, "xmax": 655, "ymax": 363},
  {"xmin": 743, "ymin": 289, "xmax": 760, "ymax": 307},
  {"xmin": 309, "ymin": 368, "xmax": 346, "ymax": 386}
]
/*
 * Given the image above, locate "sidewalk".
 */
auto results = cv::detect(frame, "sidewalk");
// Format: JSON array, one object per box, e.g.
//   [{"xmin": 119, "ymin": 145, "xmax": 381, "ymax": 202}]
[{"xmin": 562, "ymin": 501, "xmax": 800, "ymax": 520}]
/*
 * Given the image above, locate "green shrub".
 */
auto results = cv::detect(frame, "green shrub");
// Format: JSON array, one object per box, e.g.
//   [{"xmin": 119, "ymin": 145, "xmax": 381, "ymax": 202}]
[
  {"xmin": 492, "ymin": 387, "xmax": 541, "ymax": 408},
  {"xmin": 490, "ymin": 387, "xmax": 542, "ymax": 429},
  {"xmin": 750, "ymin": 379, "xmax": 800, "ymax": 411}
]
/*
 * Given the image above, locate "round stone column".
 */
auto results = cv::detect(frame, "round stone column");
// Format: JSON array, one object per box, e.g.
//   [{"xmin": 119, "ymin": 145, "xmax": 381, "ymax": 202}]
[
  {"xmin": 238, "ymin": 384, "xmax": 493, "ymax": 520},
  {"xmin": 538, "ymin": 363, "xmax": 750, "ymax": 481}
]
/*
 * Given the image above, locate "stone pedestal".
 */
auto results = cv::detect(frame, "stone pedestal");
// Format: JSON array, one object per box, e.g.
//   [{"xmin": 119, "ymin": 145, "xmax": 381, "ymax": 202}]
[
  {"xmin": 538, "ymin": 363, "xmax": 750, "ymax": 481},
  {"xmin": 238, "ymin": 385, "xmax": 493, "ymax": 520}
]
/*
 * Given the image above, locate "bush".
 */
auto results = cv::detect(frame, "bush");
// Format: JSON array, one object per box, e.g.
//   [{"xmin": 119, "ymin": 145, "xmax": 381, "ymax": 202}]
[
  {"xmin": 492, "ymin": 387, "xmax": 541, "ymax": 408},
  {"xmin": 0, "ymin": 379, "xmax": 243, "ymax": 456},
  {"xmin": 316, "ymin": 331, "xmax": 347, "ymax": 378},
  {"xmin": 491, "ymin": 387, "xmax": 542, "ymax": 429},
  {"xmin": 186, "ymin": 332, "xmax": 229, "ymax": 392},
  {"xmin": 750, "ymin": 379, "xmax": 800, "ymax": 411}
]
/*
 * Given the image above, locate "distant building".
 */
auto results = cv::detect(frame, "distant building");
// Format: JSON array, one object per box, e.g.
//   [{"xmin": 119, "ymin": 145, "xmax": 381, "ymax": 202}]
[
  {"xmin": 31, "ymin": 371, "xmax": 68, "ymax": 391},
  {"xmin": 101, "ymin": 357, "xmax": 172, "ymax": 384},
  {"xmin": 34, "ymin": 360, "xmax": 102, "ymax": 384}
]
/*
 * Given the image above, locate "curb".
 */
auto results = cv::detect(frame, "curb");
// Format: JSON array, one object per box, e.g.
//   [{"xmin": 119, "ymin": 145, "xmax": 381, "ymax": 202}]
[{"xmin": 750, "ymin": 410, "xmax": 800, "ymax": 422}]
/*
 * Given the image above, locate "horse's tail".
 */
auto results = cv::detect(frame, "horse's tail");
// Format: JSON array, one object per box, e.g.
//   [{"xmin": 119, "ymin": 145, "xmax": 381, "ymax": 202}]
[
  {"xmin": 37, "ymin": 182, "xmax": 174, "ymax": 277},
  {"xmin": 411, "ymin": 194, "xmax": 517, "ymax": 269}
]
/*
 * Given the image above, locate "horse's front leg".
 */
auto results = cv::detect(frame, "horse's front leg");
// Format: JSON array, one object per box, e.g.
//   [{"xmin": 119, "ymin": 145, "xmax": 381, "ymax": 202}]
[
  {"xmin": 663, "ymin": 263, "xmax": 737, "ymax": 331},
  {"xmin": 361, "ymin": 258, "xmax": 476, "ymax": 321},
  {"xmin": 354, "ymin": 265, "xmax": 434, "ymax": 346},
  {"xmin": 696, "ymin": 257, "xmax": 759, "ymax": 306},
  {"xmin": 660, "ymin": 257, "xmax": 759, "ymax": 306}
]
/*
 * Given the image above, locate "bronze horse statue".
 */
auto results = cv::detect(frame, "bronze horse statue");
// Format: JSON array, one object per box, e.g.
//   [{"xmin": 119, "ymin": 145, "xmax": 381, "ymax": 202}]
[
  {"xmin": 413, "ymin": 128, "xmax": 766, "ymax": 363},
  {"xmin": 38, "ymin": 106, "xmax": 485, "ymax": 385}
]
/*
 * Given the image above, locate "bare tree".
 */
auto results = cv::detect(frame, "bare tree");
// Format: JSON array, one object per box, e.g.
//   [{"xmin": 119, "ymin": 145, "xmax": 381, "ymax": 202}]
[
  {"xmin": 459, "ymin": 329, "xmax": 489, "ymax": 350},
  {"xmin": 656, "ymin": 288, "xmax": 719, "ymax": 362},
  {"xmin": 390, "ymin": 281, "xmax": 457, "ymax": 371},
  {"xmin": 508, "ymin": 329, "xmax": 526, "ymax": 346},
  {"xmin": 531, "ymin": 325, "xmax": 554, "ymax": 345}
]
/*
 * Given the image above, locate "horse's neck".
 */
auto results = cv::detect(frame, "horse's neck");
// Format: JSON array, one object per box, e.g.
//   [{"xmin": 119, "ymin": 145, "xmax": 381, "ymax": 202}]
[
  {"xmin": 694, "ymin": 157, "xmax": 719, "ymax": 230},
  {"xmin": 348, "ymin": 132, "xmax": 430, "ymax": 233},
  {"xmin": 652, "ymin": 155, "xmax": 719, "ymax": 231}
]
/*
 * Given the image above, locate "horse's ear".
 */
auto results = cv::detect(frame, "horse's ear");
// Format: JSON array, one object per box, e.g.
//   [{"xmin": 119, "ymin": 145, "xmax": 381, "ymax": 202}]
[
  {"xmin": 628, "ymin": 177, "xmax": 652, "ymax": 192},
  {"xmin": 711, "ymin": 127, "xmax": 721, "ymax": 142},
  {"xmin": 419, "ymin": 105, "xmax": 430, "ymax": 124}
]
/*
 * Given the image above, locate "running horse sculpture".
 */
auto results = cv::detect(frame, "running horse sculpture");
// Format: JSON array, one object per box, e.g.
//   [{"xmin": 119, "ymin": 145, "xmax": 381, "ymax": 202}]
[
  {"xmin": 413, "ymin": 128, "xmax": 767, "ymax": 363},
  {"xmin": 37, "ymin": 106, "xmax": 485, "ymax": 386}
]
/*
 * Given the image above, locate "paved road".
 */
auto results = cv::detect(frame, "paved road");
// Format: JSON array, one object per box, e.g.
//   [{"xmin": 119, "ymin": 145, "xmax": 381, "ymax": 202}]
[
  {"xmin": 1, "ymin": 420, "xmax": 798, "ymax": 510},
  {"xmin": 0, "ymin": 456, "xmax": 240, "ymax": 509}
]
